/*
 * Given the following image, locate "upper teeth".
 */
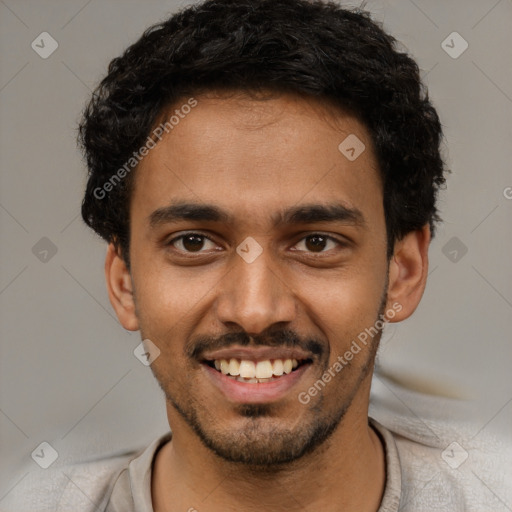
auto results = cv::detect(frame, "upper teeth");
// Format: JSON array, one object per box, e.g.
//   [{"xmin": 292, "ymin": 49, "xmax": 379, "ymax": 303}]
[{"xmin": 214, "ymin": 358, "xmax": 299, "ymax": 378}]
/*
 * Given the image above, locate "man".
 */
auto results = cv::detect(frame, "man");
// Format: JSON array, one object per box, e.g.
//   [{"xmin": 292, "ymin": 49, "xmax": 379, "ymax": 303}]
[{"xmin": 5, "ymin": 0, "xmax": 509, "ymax": 511}]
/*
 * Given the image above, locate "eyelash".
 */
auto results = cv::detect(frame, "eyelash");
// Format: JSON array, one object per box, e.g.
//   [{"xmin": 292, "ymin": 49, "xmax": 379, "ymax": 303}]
[{"xmin": 166, "ymin": 232, "xmax": 346, "ymax": 254}]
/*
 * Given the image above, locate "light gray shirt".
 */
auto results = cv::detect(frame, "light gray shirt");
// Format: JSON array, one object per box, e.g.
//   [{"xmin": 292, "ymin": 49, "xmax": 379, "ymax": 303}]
[
  {"xmin": 3, "ymin": 375, "xmax": 511, "ymax": 511},
  {"xmin": 2, "ymin": 420, "xmax": 401, "ymax": 512},
  {"xmin": 104, "ymin": 419, "xmax": 401, "ymax": 512}
]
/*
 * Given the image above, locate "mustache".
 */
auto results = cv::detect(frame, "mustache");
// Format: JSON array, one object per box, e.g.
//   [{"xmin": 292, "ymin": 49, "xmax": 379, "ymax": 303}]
[{"xmin": 186, "ymin": 328, "xmax": 325, "ymax": 361}]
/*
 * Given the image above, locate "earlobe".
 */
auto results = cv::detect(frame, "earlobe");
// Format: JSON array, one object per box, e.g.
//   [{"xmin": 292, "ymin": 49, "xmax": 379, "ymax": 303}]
[
  {"xmin": 385, "ymin": 225, "xmax": 430, "ymax": 323},
  {"xmin": 105, "ymin": 243, "xmax": 139, "ymax": 331}
]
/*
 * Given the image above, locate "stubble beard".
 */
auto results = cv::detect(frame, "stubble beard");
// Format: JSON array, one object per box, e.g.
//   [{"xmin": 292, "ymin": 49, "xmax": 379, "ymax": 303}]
[
  {"xmin": 139, "ymin": 283, "xmax": 388, "ymax": 469},
  {"xmin": 152, "ymin": 329, "xmax": 383, "ymax": 468}
]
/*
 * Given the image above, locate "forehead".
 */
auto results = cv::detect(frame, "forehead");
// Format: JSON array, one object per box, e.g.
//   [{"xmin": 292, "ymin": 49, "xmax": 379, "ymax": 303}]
[{"xmin": 131, "ymin": 91, "xmax": 383, "ymax": 232}]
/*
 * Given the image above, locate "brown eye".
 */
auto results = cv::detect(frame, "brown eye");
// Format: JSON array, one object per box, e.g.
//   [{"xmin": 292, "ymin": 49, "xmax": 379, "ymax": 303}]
[
  {"xmin": 305, "ymin": 235, "xmax": 327, "ymax": 252},
  {"xmin": 169, "ymin": 233, "xmax": 217, "ymax": 253},
  {"xmin": 294, "ymin": 234, "xmax": 340, "ymax": 253},
  {"xmin": 181, "ymin": 234, "xmax": 205, "ymax": 252}
]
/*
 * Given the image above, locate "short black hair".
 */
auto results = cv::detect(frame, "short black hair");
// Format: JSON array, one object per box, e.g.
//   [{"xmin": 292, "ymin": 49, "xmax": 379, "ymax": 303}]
[{"xmin": 79, "ymin": 0, "xmax": 447, "ymax": 267}]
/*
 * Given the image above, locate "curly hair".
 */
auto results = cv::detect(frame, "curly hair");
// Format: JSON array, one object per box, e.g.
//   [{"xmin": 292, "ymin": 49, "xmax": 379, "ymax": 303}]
[{"xmin": 79, "ymin": 0, "xmax": 447, "ymax": 268}]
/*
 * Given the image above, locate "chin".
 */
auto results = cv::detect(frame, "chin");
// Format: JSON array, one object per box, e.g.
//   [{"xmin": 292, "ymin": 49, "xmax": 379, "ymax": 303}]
[{"xmin": 177, "ymin": 398, "xmax": 348, "ymax": 467}]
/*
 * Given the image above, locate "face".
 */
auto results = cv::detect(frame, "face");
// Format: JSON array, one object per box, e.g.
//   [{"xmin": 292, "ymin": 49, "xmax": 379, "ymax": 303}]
[{"xmin": 117, "ymin": 91, "xmax": 396, "ymax": 466}]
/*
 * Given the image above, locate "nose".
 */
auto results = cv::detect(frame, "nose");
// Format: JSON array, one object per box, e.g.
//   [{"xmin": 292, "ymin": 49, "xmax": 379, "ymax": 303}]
[{"xmin": 214, "ymin": 246, "xmax": 297, "ymax": 335}]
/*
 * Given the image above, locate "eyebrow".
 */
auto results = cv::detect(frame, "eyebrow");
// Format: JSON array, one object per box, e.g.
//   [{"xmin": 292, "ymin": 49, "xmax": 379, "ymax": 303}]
[{"xmin": 148, "ymin": 201, "xmax": 365, "ymax": 229}]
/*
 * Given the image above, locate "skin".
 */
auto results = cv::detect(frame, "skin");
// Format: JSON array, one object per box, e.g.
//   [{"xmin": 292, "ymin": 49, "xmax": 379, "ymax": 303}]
[{"xmin": 105, "ymin": 91, "xmax": 430, "ymax": 511}]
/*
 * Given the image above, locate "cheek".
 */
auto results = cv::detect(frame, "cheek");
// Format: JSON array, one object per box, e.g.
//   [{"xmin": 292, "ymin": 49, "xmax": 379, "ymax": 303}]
[
  {"xmin": 131, "ymin": 262, "xmax": 224, "ymax": 373},
  {"xmin": 133, "ymin": 273, "xmax": 195, "ymax": 391},
  {"xmin": 133, "ymin": 260, "xmax": 208, "ymax": 323},
  {"xmin": 297, "ymin": 265, "xmax": 387, "ymax": 351},
  {"xmin": 131, "ymin": 267, "xmax": 187, "ymax": 354}
]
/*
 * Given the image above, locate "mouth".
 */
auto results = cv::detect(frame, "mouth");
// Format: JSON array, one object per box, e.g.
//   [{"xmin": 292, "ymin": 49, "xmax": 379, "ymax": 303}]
[
  {"xmin": 204, "ymin": 357, "xmax": 311, "ymax": 383},
  {"xmin": 200, "ymin": 347, "xmax": 314, "ymax": 404}
]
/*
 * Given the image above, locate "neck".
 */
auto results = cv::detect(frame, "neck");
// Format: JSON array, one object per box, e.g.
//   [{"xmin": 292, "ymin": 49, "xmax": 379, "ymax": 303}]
[{"xmin": 152, "ymin": 380, "xmax": 385, "ymax": 512}]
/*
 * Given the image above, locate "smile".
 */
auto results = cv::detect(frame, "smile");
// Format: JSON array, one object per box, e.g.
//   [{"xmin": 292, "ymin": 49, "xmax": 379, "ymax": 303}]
[
  {"xmin": 206, "ymin": 357, "xmax": 310, "ymax": 383},
  {"xmin": 200, "ymin": 347, "xmax": 314, "ymax": 403}
]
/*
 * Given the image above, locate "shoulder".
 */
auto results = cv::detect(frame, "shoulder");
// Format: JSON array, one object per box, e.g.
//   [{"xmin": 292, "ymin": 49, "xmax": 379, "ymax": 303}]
[
  {"xmin": 370, "ymin": 375, "xmax": 512, "ymax": 512},
  {"xmin": 391, "ymin": 430, "xmax": 512, "ymax": 511},
  {"xmin": 1, "ymin": 451, "xmax": 136, "ymax": 512}
]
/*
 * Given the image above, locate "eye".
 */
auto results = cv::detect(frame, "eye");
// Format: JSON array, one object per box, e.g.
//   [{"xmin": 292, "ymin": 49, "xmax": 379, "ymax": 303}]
[
  {"xmin": 167, "ymin": 232, "xmax": 218, "ymax": 253},
  {"xmin": 293, "ymin": 234, "xmax": 342, "ymax": 253}
]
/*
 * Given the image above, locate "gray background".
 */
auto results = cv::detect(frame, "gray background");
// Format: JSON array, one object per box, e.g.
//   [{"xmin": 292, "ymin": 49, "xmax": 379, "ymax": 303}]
[{"xmin": 1, "ymin": 0, "xmax": 511, "ymax": 502}]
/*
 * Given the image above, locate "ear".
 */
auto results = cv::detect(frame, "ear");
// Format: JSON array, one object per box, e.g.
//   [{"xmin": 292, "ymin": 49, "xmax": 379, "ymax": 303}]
[
  {"xmin": 385, "ymin": 225, "xmax": 430, "ymax": 323},
  {"xmin": 105, "ymin": 243, "xmax": 139, "ymax": 331}
]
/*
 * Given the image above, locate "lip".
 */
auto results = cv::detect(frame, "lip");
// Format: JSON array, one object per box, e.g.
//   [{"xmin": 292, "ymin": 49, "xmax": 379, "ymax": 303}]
[
  {"xmin": 202, "ymin": 345, "xmax": 313, "ymax": 362},
  {"xmin": 202, "ymin": 361, "xmax": 311, "ymax": 404}
]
